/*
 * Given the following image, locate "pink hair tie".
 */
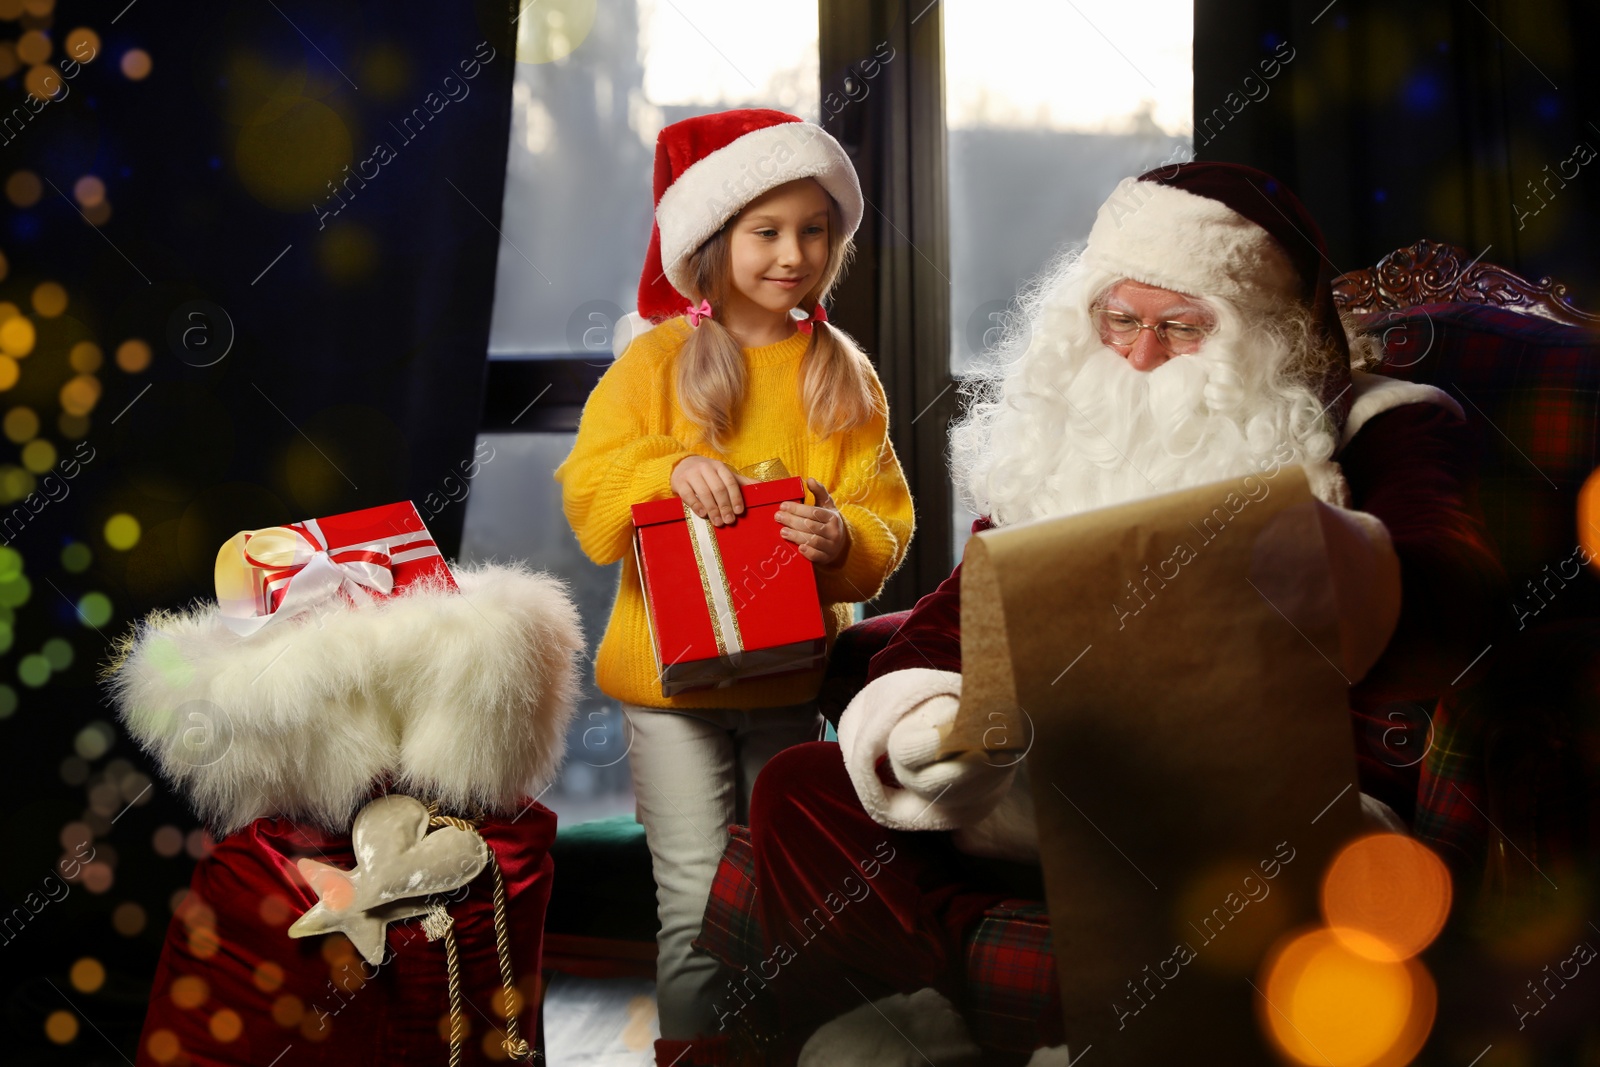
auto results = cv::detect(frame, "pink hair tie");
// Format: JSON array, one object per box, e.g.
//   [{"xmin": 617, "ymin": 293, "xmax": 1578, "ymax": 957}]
[
  {"xmin": 795, "ymin": 303, "xmax": 828, "ymax": 335},
  {"xmin": 684, "ymin": 299, "xmax": 713, "ymax": 327}
]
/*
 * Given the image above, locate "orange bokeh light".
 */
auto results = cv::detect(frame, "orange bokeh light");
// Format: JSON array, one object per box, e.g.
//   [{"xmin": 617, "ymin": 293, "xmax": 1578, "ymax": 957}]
[
  {"xmin": 1258, "ymin": 926, "xmax": 1436, "ymax": 1067},
  {"xmin": 122, "ymin": 48, "xmax": 152, "ymax": 80},
  {"xmin": 1580, "ymin": 467, "xmax": 1599, "ymax": 570},
  {"xmin": 1321, "ymin": 833, "xmax": 1452, "ymax": 961}
]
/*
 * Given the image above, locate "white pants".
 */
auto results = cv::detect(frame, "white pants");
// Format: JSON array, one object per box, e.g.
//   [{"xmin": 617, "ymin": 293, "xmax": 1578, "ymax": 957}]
[{"xmin": 623, "ymin": 702, "xmax": 822, "ymax": 1038}]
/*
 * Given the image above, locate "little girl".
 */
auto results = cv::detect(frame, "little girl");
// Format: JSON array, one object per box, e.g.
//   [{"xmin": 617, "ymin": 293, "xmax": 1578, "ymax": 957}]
[{"xmin": 555, "ymin": 109, "xmax": 914, "ymax": 1066}]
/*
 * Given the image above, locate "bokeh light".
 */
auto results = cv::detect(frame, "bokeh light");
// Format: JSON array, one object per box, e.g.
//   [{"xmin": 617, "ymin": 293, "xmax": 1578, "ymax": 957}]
[
  {"xmin": 116, "ymin": 338, "xmax": 152, "ymax": 372},
  {"xmin": 5, "ymin": 170, "xmax": 42, "ymax": 208},
  {"xmin": 31, "ymin": 281, "xmax": 66, "ymax": 316},
  {"xmin": 147, "ymin": 1028, "xmax": 180, "ymax": 1064},
  {"xmin": 516, "ymin": 0, "xmax": 597, "ymax": 63},
  {"xmin": 210, "ymin": 1009, "xmax": 243, "ymax": 1043},
  {"xmin": 152, "ymin": 825, "xmax": 184, "ymax": 857},
  {"xmin": 73, "ymin": 176, "xmax": 105, "ymax": 208},
  {"xmin": 235, "ymin": 98, "xmax": 354, "ymax": 212},
  {"xmin": 1581, "ymin": 467, "xmax": 1599, "ymax": 571},
  {"xmin": 122, "ymin": 48, "xmax": 152, "ymax": 80},
  {"xmin": 0, "ymin": 683, "xmax": 16, "ymax": 719},
  {"xmin": 113, "ymin": 901, "xmax": 147, "ymax": 936},
  {"xmin": 0, "ymin": 570, "xmax": 31, "ymax": 608},
  {"xmin": 1259, "ymin": 926, "xmax": 1436, "ymax": 1067},
  {"xmin": 254, "ymin": 960, "xmax": 285, "ymax": 993},
  {"xmin": 61, "ymin": 541, "xmax": 92, "ymax": 572},
  {"xmin": 0, "ymin": 313, "xmax": 35, "ymax": 356},
  {"xmin": 60, "ymin": 373, "xmax": 102, "ymax": 415},
  {"xmin": 81, "ymin": 861, "xmax": 113, "ymax": 893},
  {"xmin": 74, "ymin": 721, "xmax": 115, "ymax": 759},
  {"xmin": 77, "ymin": 591, "xmax": 113, "ymax": 627},
  {"xmin": 18, "ymin": 652, "xmax": 50, "ymax": 687},
  {"xmin": 0, "ymin": 355, "xmax": 18, "ymax": 390},
  {"xmin": 23, "ymin": 63, "xmax": 65, "ymax": 102},
  {"xmin": 69, "ymin": 957, "xmax": 106, "ymax": 994},
  {"xmin": 104, "ymin": 512, "xmax": 142, "ymax": 550},
  {"xmin": 171, "ymin": 975, "xmax": 208, "ymax": 1010},
  {"xmin": 69, "ymin": 340, "xmax": 102, "ymax": 372},
  {"xmin": 15, "ymin": 29, "xmax": 49, "ymax": 65},
  {"xmin": 1322, "ymin": 833, "xmax": 1451, "ymax": 961},
  {"xmin": 42, "ymin": 636, "xmax": 73, "ymax": 670},
  {"xmin": 4, "ymin": 406, "xmax": 38, "ymax": 441},
  {"xmin": 66, "ymin": 28, "xmax": 101, "ymax": 62},
  {"xmin": 271, "ymin": 994, "xmax": 304, "ymax": 1027},
  {"xmin": 44, "ymin": 1010, "xmax": 78, "ymax": 1044},
  {"xmin": 22, "ymin": 437, "xmax": 56, "ymax": 471}
]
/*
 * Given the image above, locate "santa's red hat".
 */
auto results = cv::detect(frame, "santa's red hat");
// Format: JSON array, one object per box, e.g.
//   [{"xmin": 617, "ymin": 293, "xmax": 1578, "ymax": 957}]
[
  {"xmin": 1082, "ymin": 161, "xmax": 1354, "ymax": 428},
  {"xmin": 635, "ymin": 108, "xmax": 864, "ymax": 323}
]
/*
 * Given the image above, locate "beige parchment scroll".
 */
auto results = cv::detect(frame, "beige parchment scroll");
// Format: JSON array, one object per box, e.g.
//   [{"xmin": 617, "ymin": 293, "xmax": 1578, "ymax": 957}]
[{"xmin": 949, "ymin": 464, "xmax": 1368, "ymax": 1064}]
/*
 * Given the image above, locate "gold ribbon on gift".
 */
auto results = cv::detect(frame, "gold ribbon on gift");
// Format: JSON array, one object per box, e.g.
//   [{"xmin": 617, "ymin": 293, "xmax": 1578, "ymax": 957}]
[
  {"xmin": 738, "ymin": 457, "xmax": 791, "ymax": 481},
  {"xmin": 214, "ymin": 524, "xmax": 396, "ymax": 638},
  {"xmin": 683, "ymin": 502, "xmax": 745, "ymax": 662}
]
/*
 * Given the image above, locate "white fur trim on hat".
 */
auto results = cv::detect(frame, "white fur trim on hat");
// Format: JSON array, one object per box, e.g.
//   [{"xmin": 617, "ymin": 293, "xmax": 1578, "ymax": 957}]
[
  {"xmin": 1082, "ymin": 176, "xmax": 1300, "ymax": 308},
  {"xmin": 656, "ymin": 121, "xmax": 864, "ymax": 297},
  {"xmin": 107, "ymin": 562, "xmax": 584, "ymax": 835}
]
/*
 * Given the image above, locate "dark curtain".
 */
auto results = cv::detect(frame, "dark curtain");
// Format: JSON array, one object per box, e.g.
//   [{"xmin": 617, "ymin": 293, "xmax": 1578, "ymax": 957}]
[
  {"xmin": 0, "ymin": 3, "xmax": 516, "ymax": 1059},
  {"xmin": 1195, "ymin": 0, "xmax": 1599, "ymax": 306}
]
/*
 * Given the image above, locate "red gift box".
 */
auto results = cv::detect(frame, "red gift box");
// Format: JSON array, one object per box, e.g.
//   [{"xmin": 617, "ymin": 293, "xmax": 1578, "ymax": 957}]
[
  {"xmin": 632, "ymin": 476, "xmax": 827, "ymax": 696},
  {"xmin": 216, "ymin": 501, "xmax": 456, "ymax": 637}
]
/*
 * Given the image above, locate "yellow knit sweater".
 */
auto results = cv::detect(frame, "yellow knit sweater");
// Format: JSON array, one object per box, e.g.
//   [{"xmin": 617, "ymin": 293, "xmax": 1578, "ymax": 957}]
[{"xmin": 554, "ymin": 317, "xmax": 915, "ymax": 709}]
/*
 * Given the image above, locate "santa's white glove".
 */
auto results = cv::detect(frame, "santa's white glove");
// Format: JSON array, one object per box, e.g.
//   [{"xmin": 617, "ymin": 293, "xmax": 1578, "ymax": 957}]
[
  {"xmin": 838, "ymin": 668, "xmax": 1016, "ymax": 831},
  {"xmin": 886, "ymin": 697, "xmax": 1015, "ymax": 816}
]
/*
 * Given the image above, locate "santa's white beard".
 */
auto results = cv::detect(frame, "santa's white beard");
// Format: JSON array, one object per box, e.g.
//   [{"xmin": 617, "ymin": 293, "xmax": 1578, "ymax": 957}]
[{"xmin": 965, "ymin": 336, "xmax": 1329, "ymax": 527}]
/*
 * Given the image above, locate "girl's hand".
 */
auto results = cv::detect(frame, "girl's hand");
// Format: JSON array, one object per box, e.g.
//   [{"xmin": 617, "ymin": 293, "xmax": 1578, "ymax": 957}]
[
  {"xmin": 671, "ymin": 455, "xmax": 749, "ymax": 526},
  {"xmin": 778, "ymin": 478, "xmax": 851, "ymax": 565}
]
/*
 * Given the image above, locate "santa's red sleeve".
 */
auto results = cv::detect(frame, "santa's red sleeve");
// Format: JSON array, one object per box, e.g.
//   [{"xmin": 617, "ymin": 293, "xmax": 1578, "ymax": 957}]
[
  {"xmin": 1341, "ymin": 401, "xmax": 1508, "ymax": 817},
  {"xmin": 865, "ymin": 518, "xmax": 991, "ymax": 681}
]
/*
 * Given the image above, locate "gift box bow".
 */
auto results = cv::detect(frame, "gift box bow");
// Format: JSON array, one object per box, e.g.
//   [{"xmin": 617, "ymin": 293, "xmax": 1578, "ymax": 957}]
[{"xmin": 215, "ymin": 513, "xmax": 440, "ymax": 638}]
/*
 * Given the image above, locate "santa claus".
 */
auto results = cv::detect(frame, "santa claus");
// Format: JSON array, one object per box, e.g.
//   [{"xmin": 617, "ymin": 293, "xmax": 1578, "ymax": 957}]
[{"xmin": 744, "ymin": 162, "xmax": 1505, "ymax": 1064}]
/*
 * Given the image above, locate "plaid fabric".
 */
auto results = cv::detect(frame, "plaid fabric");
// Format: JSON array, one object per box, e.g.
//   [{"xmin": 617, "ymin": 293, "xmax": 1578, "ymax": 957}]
[
  {"xmin": 695, "ymin": 828, "xmax": 1061, "ymax": 1057},
  {"xmin": 1357, "ymin": 305, "xmax": 1600, "ymax": 884},
  {"xmin": 962, "ymin": 900, "xmax": 1062, "ymax": 1054},
  {"xmin": 694, "ymin": 824, "xmax": 760, "ymax": 964}
]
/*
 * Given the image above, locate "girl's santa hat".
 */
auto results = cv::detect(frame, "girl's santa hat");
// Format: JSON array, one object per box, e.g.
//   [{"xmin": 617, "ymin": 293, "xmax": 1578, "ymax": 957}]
[
  {"xmin": 1082, "ymin": 161, "xmax": 1354, "ymax": 430},
  {"xmin": 635, "ymin": 108, "xmax": 864, "ymax": 323}
]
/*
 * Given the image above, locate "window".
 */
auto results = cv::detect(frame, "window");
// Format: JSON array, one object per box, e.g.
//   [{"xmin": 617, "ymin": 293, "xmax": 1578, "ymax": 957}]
[
  {"xmin": 944, "ymin": 0, "xmax": 1193, "ymax": 562},
  {"xmin": 488, "ymin": 0, "xmax": 819, "ymax": 359}
]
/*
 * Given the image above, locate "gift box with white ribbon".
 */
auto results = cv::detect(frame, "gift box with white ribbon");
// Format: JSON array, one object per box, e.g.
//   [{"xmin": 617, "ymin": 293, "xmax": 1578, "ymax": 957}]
[
  {"xmin": 632, "ymin": 476, "xmax": 827, "ymax": 696},
  {"xmin": 214, "ymin": 501, "xmax": 456, "ymax": 638}
]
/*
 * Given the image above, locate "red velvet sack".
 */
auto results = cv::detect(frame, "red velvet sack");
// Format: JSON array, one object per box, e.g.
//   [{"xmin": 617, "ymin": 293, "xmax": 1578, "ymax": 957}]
[{"xmin": 136, "ymin": 804, "xmax": 556, "ymax": 1066}]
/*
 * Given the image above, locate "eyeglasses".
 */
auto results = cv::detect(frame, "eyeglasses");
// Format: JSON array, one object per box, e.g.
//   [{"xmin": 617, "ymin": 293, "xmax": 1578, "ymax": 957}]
[{"xmin": 1091, "ymin": 308, "xmax": 1213, "ymax": 354}]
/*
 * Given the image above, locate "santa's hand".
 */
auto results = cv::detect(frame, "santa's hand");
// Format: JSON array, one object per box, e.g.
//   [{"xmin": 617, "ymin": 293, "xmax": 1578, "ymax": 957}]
[
  {"xmin": 886, "ymin": 697, "xmax": 1014, "ymax": 813},
  {"xmin": 838, "ymin": 668, "xmax": 1017, "ymax": 831}
]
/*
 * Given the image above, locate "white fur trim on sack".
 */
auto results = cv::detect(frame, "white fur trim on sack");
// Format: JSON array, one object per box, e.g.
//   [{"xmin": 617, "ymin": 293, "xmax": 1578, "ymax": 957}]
[
  {"xmin": 655, "ymin": 120, "xmax": 864, "ymax": 297},
  {"xmin": 107, "ymin": 562, "xmax": 584, "ymax": 835},
  {"xmin": 1082, "ymin": 176, "xmax": 1301, "ymax": 309},
  {"xmin": 1341, "ymin": 370, "xmax": 1464, "ymax": 448},
  {"xmin": 799, "ymin": 988, "xmax": 982, "ymax": 1067}
]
